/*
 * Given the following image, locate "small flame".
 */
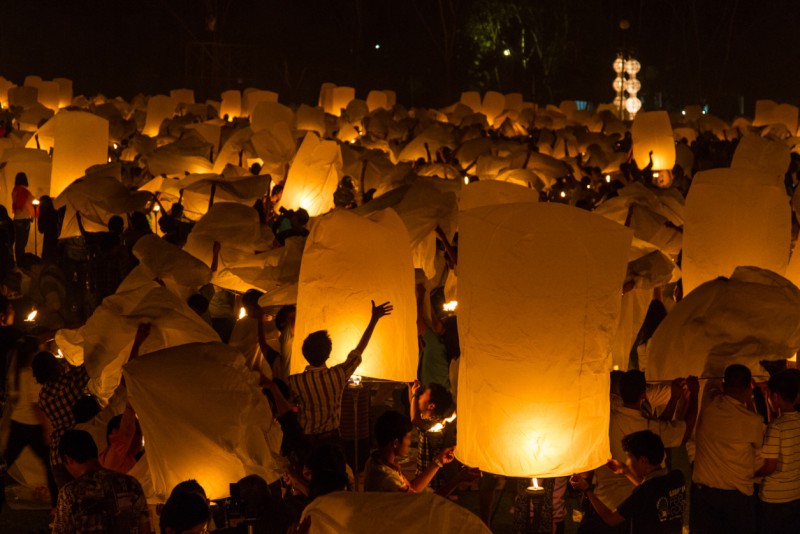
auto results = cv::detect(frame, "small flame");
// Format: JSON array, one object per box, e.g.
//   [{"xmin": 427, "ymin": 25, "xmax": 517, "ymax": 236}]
[
  {"xmin": 532, "ymin": 477, "xmax": 540, "ymax": 490},
  {"xmin": 32, "ymin": 199, "xmax": 40, "ymax": 206},
  {"xmin": 113, "ymin": 143, "xmax": 119, "ymax": 149},
  {"xmin": 559, "ymin": 191, "xmax": 566, "ymax": 198},
  {"xmin": 605, "ymin": 174, "xmax": 611, "ymax": 183},
  {"xmin": 463, "ymin": 176, "xmax": 469, "ymax": 185},
  {"xmin": 444, "ymin": 411, "xmax": 457, "ymax": 424},
  {"xmin": 653, "ymin": 172, "xmax": 660, "ymax": 178},
  {"xmin": 152, "ymin": 204, "xmax": 160, "ymax": 212},
  {"xmin": 429, "ymin": 422, "xmax": 445, "ymax": 433},
  {"xmin": 56, "ymin": 349, "xmax": 65, "ymax": 359},
  {"xmin": 350, "ymin": 374, "xmax": 362, "ymax": 387},
  {"xmin": 443, "ymin": 301, "xmax": 458, "ymax": 312},
  {"xmin": 612, "ymin": 365, "xmax": 619, "ymax": 371},
  {"xmin": 238, "ymin": 307, "xmax": 246, "ymax": 320},
  {"xmin": 25, "ymin": 310, "xmax": 37, "ymax": 322}
]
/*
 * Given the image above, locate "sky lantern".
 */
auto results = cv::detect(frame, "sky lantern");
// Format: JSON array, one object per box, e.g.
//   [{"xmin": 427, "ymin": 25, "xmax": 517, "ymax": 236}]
[
  {"xmin": 753, "ymin": 99, "xmax": 799, "ymax": 133},
  {"xmin": 456, "ymin": 203, "xmax": 632, "ymax": 477},
  {"xmin": 8, "ymin": 86, "xmax": 38, "ymax": 108},
  {"xmin": 243, "ymin": 89, "xmax": 279, "ymax": 117},
  {"xmin": 290, "ymin": 209, "xmax": 417, "ymax": 381},
  {"xmin": 631, "ymin": 111, "xmax": 676, "ymax": 171},
  {"xmin": 683, "ymin": 168, "xmax": 791, "ymax": 294},
  {"xmin": 53, "ymin": 77, "xmax": 73, "ymax": 107},
  {"xmin": 219, "ymin": 89, "xmax": 242, "ymax": 119},
  {"xmin": 731, "ymin": 134, "xmax": 790, "ymax": 183},
  {"xmin": 143, "ymin": 95, "xmax": 176, "ymax": 137},
  {"xmin": 326, "ymin": 86, "xmax": 355, "ymax": 117},
  {"xmin": 170, "ymin": 88, "xmax": 195, "ymax": 105},
  {"xmin": 278, "ymin": 132, "xmax": 342, "ymax": 216},
  {"xmin": 459, "ymin": 91, "xmax": 482, "ymax": 113},
  {"xmin": 0, "ymin": 148, "xmax": 51, "ymax": 208},
  {"xmin": 366, "ymin": 90, "xmax": 389, "ymax": 112},
  {"xmin": 481, "ymin": 91, "xmax": 505, "ymax": 125},
  {"xmin": 37, "ymin": 81, "xmax": 60, "ymax": 111}
]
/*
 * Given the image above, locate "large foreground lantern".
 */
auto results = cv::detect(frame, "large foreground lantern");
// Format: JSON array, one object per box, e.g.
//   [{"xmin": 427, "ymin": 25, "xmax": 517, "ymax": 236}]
[
  {"xmin": 683, "ymin": 168, "xmax": 791, "ymax": 294},
  {"xmin": 631, "ymin": 111, "xmax": 675, "ymax": 171},
  {"xmin": 456, "ymin": 203, "xmax": 632, "ymax": 477},
  {"xmin": 277, "ymin": 132, "xmax": 342, "ymax": 217},
  {"xmin": 290, "ymin": 209, "xmax": 417, "ymax": 381}
]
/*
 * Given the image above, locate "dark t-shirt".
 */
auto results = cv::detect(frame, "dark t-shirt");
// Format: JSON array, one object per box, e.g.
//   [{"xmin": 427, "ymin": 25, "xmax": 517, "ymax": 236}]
[{"xmin": 617, "ymin": 469, "xmax": 686, "ymax": 534}]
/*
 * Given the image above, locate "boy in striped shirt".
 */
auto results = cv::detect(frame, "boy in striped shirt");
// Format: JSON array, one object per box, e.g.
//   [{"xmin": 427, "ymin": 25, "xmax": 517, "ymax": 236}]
[{"xmin": 757, "ymin": 370, "xmax": 800, "ymax": 533}]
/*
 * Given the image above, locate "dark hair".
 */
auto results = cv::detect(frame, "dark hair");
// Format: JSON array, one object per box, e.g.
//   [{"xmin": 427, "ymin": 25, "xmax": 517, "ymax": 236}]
[
  {"xmin": 32, "ymin": 351, "xmax": 60, "ymax": 384},
  {"xmin": 242, "ymin": 289, "xmax": 264, "ymax": 309},
  {"xmin": 59, "ymin": 429, "xmax": 98, "ymax": 463},
  {"xmin": 275, "ymin": 305, "xmax": 296, "ymax": 332},
  {"xmin": 107, "ymin": 215, "xmax": 124, "ymax": 234},
  {"xmin": 171, "ymin": 479, "xmax": 207, "ymax": 499},
  {"xmin": 768, "ymin": 370, "xmax": 799, "ymax": 404},
  {"xmin": 724, "ymin": 364, "xmax": 752, "ymax": 391},
  {"xmin": 106, "ymin": 414, "xmax": 124, "ymax": 444},
  {"xmin": 73, "ymin": 395, "xmax": 101, "ymax": 424},
  {"xmin": 16, "ymin": 335, "xmax": 41, "ymax": 361},
  {"xmin": 14, "ymin": 172, "xmax": 28, "ymax": 186},
  {"xmin": 271, "ymin": 184, "xmax": 284, "ymax": 197},
  {"xmin": 374, "ymin": 410, "xmax": 413, "ymax": 448},
  {"xmin": 426, "ymin": 383, "xmax": 454, "ymax": 419},
  {"xmin": 302, "ymin": 330, "xmax": 332, "ymax": 366},
  {"xmin": 619, "ymin": 370, "xmax": 647, "ymax": 404},
  {"xmin": 236, "ymin": 474, "xmax": 271, "ymax": 516},
  {"xmin": 130, "ymin": 211, "xmax": 152, "ymax": 234},
  {"xmin": 159, "ymin": 491, "xmax": 210, "ymax": 533},
  {"xmin": 187, "ymin": 294, "xmax": 209, "ymax": 315},
  {"xmin": 294, "ymin": 208, "xmax": 309, "ymax": 226},
  {"xmin": 622, "ymin": 430, "xmax": 665, "ymax": 466}
]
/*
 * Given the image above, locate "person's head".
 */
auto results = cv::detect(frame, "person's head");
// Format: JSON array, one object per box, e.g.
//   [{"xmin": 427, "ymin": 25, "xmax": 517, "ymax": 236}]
[
  {"xmin": 235, "ymin": 474, "xmax": 271, "ymax": 517},
  {"xmin": 275, "ymin": 305, "xmax": 296, "ymax": 332},
  {"xmin": 107, "ymin": 215, "xmax": 124, "ymax": 234},
  {"xmin": 59, "ymin": 429, "xmax": 98, "ymax": 478},
  {"xmin": 292, "ymin": 208, "xmax": 310, "ymax": 227},
  {"xmin": 17, "ymin": 253, "xmax": 43, "ymax": 276},
  {"xmin": 374, "ymin": 410, "xmax": 413, "ymax": 457},
  {"xmin": 270, "ymin": 183, "xmax": 284, "ymax": 202},
  {"xmin": 723, "ymin": 364, "xmax": 753, "ymax": 401},
  {"xmin": 610, "ymin": 370, "xmax": 625, "ymax": 398},
  {"xmin": 187, "ymin": 294, "xmax": 209, "ymax": 316},
  {"xmin": 107, "ymin": 413, "xmax": 144, "ymax": 454},
  {"xmin": 302, "ymin": 330, "xmax": 332, "ymax": 367},
  {"xmin": 171, "ymin": 479, "xmax": 207, "ymax": 499},
  {"xmin": 73, "ymin": 394, "xmax": 101, "ymax": 424},
  {"xmin": 621, "ymin": 430, "xmax": 665, "ymax": 477},
  {"xmin": 619, "ymin": 370, "xmax": 647, "ymax": 405},
  {"xmin": 242, "ymin": 289, "xmax": 264, "ymax": 316},
  {"xmin": 14, "ymin": 172, "xmax": 28, "ymax": 187},
  {"xmin": 160, "ymin": 491, "xmax": 210, "ymax": 534},
  {"xmin": 417, "ymin": 383, "xmax": 454, "ymax": 420},
  {"xmin": 0, "ymin": 205, "xmax": 9, "ymax": 221},
  {"xmin": 768, "ymin": 370, "xmax": 799, "ymax": 410},
  {"xmin": 32, "ymin": 351, "xmax": 61, "ymax": 384}
]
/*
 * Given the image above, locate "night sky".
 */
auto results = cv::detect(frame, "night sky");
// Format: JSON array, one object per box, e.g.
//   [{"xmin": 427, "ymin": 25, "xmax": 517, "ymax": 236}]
[{"xmin": 1, "ymin": 0, "xmax": 799, "ymax": 117}]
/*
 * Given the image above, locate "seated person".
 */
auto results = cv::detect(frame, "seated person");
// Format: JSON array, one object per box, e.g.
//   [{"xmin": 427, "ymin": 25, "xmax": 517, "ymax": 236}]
[
  {"xmin": 363, "ymin": 410, "xmax": 478, "ymax": 496},
  {"xmin": 570, "ymin": 430, "xmax": 686, "ymax": 534},
  {"xmin": 160, "ymin": 491, "xmax": 211, "ymax": 534}
]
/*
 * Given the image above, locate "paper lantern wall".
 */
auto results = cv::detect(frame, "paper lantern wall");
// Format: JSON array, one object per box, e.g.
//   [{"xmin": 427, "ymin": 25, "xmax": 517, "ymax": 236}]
[
  {"xmin": 682, "ymin": 168, "xmax": 791, "ymax": 294},
  {"xmin": 631, "ymin": 111, "xmax": 676, "ymax": 171},
  {"xmin": 456, "ymin": 203, "xmax": 632, "ymax": 477},
  {"xmin": 290, "ymin": 209, "xmax": 417, "ymax": 382},
  {"xmin": 278, "ymin": 132, "xmax": 342, "ymax": 217}
]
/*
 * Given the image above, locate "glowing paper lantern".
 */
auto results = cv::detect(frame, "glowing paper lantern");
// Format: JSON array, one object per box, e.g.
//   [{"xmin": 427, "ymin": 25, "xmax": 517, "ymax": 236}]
[
  {"xmin": 24, "ymin": 75, "xmax": 42, "ymax": 88},
  {"xmin": 682, "ymin": 168, "xmax": 791, "ymax": 294},
  {"xmin": 251, "ymin": 101, "xmax": 294, "ymax": 133},
  {"xmin": 290, "ymin": 209, "xmax": 417, "ymax": 381},
  {"xmin": 625, "ymin": 97, "xmax": 642, "ymax": 115},
  {"xmin": 631, "ymin": 111, "xmax": 675, "ymax": 170},
  {"xmin": 37, "ymin": 81, "xmax": 60, "ymax": 111},
  {"xmin": 0, "ymin": 148, "xmax": 51, "ymax": 209},
  {"xmin": 278, "ymin": 132, "xmax": 342, "ymax": 216},
  {"xmin": 460, "ymin": 180, "xmax": 540, "ymax": 211},
  {"xmin": 53, "ymin": 78, "xmax": 73, "ymax": 108},
  {"xmin": 219, "ymin": 89, "xmax": 242, "ymax": 119},
  {"xmin": 243, "ymin": 89, "xmax": 279, "ymax": 117},
  {"xmin": 383, "ymin": 90, "xmax": 397, "ymax": 108},
  {"xmin": 296, "ymin": 104, "xmax": 326, "ymax": 135},
  {"xmin": 460, "ymin": 91, "xmax": 482, "ymax": 113},
  {"xmin": 457, "ymin": 203, "xmax": 632, "ymax": 477},
  {"xmin": 124, "ymin": 342, "xmax": 283, "ymax": 501},
  {"xmin": 8, "ymin": 86, "xmax": 38, "ymax": 108},
  {"xmin": 481, "ymin": 91, "xmax": 505, "ymax": 124},
  {"xmin": 366, "ymin": 90, "xmax": 389, "ymax": 112},
  {"xmin": 731, "ymin": 135, "xmax": 790, "ymax": 184},
  {"xmin": 318, "ymin": 82, "xmax": 336, "ymax": 109},
  {"xmin": 0, "ymin": 77, "xmax": 15, "ymax": 107},
  {"xmin": 328, "ymin": 86, "xmax": 355, "ymax": 116},
  {"xmin": 504, "ymin": 93, "xmax": 524, "ymax": 112},
  {"xmin": 143, "ymin": 95, "xmax": 176, "ymax": 137},
  {"xmin": 754, "ymin": 100, "xmax": 799, "ymax": 133},
  {"xmin": 170, "ymin": 88, "xmax": 195, "ymax": 105}
]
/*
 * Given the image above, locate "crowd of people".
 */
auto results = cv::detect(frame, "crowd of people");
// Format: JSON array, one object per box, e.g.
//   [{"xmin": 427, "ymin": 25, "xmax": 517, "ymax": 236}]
[{"xmin": 0, "ymin": 86, "xmax": 798, "ymax": 534}]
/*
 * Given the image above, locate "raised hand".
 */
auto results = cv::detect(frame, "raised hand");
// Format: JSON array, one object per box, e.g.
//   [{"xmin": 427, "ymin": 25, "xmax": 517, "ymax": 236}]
[{"xmin": 371, "ymin": 300, "xmax": 393, "ymax": 321}]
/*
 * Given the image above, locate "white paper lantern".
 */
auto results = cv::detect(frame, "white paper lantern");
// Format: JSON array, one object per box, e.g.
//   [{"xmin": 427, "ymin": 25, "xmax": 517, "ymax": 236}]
[
  {"xmin": 625, "ymin": 97, "xmax": 642, "ymax": 114},
  {"xmin": 631, "ymin": 111, "xmax": 676, "ymax": 171},
  {"xmin": 625, "ymin": 78, "xmax": 641, "ymax": 94},
  {"xmin": 278, "ymin": 132, "xmax": 342, "ymax": 216},
  {"xmin": 613, "ymin": 58, "xmax": 624, "ymax": 73},
  {"xmin": 624, "ymin": 59, "xmax": 641, "ymax": 75},
  {"xmin": 290, "ymin": 209, "xmax": 417, "ymax": 381},
  {"xmin": 612, "ymin": 77, "xmax": 625, "ymax": 93},
  {"xmin": 456, "ymin": 203, "xmax": 632, "ymax": 477}
]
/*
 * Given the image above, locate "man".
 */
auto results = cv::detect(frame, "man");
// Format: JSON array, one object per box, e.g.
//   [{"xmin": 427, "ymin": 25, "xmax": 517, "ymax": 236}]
[
  {"xmin": 289, "ymin": 300, "xmax": 392, "ymax": 442},
  {"xmin": 570, "ymin": 430, "xmax": 686, "ymax": 533},
  {"xmin": 159, "ymin": 491, "xmax": 211, "ymax": 534},
  {"xmin": 274, "ymin": 304, "xmax": 296, "ymax": 383},
  {"xmin": 229, "ymin": 289, "xmax": 278, "ymax": 383},
  {"xmin": 691, "ymin": 364, "xmax": 765, "ymax": 534},
  {"xmin": 583, "ymin": 370, "xmax": 697, "ymax": 533},
  {"xmin": 34, "ymin": 350, "xmax": 89, "ymax": 492},
  {"xmin": 52, "ymin": 429, "xmax": 150, "ymax": 533}
]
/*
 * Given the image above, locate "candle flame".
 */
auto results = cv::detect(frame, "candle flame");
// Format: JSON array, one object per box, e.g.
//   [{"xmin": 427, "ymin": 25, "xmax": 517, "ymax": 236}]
[
  {"xmin": 25, "ymin": 310, "xmax": 37, "ymax": 322},
  {"xmin": 463, "ymin": 176, "xmax": 469, "ymax": 185},
  {"xmin": 605, "ymin": 174, "xmax": 611, "ymax": 183},
  {"xmin": 32, "ymin": 199, "xmax": 40, "ymax": 206},
  {"xmin": 531, "ymin": 477, "xmax": 540, "ymax": 489},
  {"xmin": 57, "ymin": 348, "xmax": 65, "ymax": 359},
  {"xmin": 238, "ymin": 307, "xmax": 246, "ymax": 320},
  {"xmin": 443, "ymin": 301, "xmax": 458, "ymax": 312}
]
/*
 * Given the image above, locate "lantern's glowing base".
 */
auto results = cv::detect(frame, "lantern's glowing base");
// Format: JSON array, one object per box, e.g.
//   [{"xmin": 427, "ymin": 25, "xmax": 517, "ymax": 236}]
[{"xmin": 525, "ymin": 478, "xmax": 544, "ymax": 496}]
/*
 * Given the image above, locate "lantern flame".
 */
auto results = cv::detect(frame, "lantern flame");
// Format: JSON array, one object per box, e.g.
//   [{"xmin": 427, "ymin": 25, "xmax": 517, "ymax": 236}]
[
  {"xmin": 32, "ymin": 199, "xmax": 40, "ymax": 206},
  {"xmin": 350, "ymin": 374, "xmax": 362, "ymax": 387},
  {"xmin": 559, "ymin": 191, "xmax": 566, "ymax": 198},
  {"xmin": 443, "ymin": 301, "xmax": 458, "ymax": 312},
  {"xmin": 605, "ymin": 175, "xmax": 611, "ymax": 183},
  {"xmin": 153, "ymin": 204, "xmax": 160, "ymax": 212},
  {"xmin": 463, "ymin": 176, "xmax": 470, "ymax": 185},
  {"xmin": 238, "ymin": 307, "xmax": 246, "ymax": 320},
  {"xmin": 25, "ymin": 310, "xmax": 37, "ymax": 322},
  {"xmin": 527, "ymin": 477, "xmax": 543, "ymax": 491},
  {"xmin": 57, "ymin": 348, "xmax": 65, "ymax": 359}
]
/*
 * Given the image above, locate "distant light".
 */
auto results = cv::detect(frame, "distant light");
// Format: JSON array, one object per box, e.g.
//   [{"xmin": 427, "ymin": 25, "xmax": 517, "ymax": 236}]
[
  {"xmin": 443, "ymin": 301, "xmax": 458, "ymax": 312},
  {"xmin": 605, "ymin": 175, "xmax": 611, "ymax": 183},
  {"xmin": 107, "ymin": 157, "xmax": 112, "ymax": 163},
  {"xmin": 503, "ymin": 49, "xmax": 511, "ymax": 57},
  {"xmin": 113, "ymin": 143, "xmax": 119, "ymax": 149},
  {"xmin": 681, "ymin": 110, "xmax": 686, "ymax": 116},
  {"xmin": 463, "ymin": 176, "xmax": 470, "ymax": 185},
  {"xmin": 559, "ymin": 191, "xmax": 566, "ymax": 198},
  {"xmin": 152, "ymin": 204, "xmax": 160, "ymax": 212},
  {"xmin": 613, "ymin": 365, "xmax": 619, "ymax": 371},
  {"xmin": 350, "ymin": 374, "xmax": 362, "ymax": 387},
  {"xmin": 32, "ymin": 198, "xmax": 40, "ymax": 206},
  {"xmin": 653, "ymin": 172, "xmax": 660, "ymax": 178},
  {"xmin": 238, "ymin": 307, "xmax": 246, "ymax": 320},
  {"xmin": 586, "ymin": 184, "xmax": 591, "ymax": 189},
  {"xmin": 25, "ymin": 310, "xmax": 37, "ymax": 322},
  {"xmin": 374, "ymin": 44, "xmax": 381, "ymax": 50}
]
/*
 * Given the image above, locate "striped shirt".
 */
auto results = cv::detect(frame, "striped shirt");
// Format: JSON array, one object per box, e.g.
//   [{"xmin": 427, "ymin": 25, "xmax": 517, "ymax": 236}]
[
  {"xmin": 760, "ymin": 411, "xmax": 800, "ymax": 503},
  {"xmin": 39, "ymin": 363, "xmax": 89, "ymax": 465},
  {"xmin": 289, "ymin": 349, "xmax": 362, "ymax": 435}
]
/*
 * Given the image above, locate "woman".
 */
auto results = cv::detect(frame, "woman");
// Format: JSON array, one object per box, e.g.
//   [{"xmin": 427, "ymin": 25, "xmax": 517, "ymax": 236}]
[
  {"xmin": 11, "ymin": 172, "xmax": 35, "ymax": 264},
  {"xmin": 36, "ymin": 196, "xmax": 60, "ymax": 263},
  {"xmin": 2, "ymin": 335, "xmax": 58, "ymax": 508}
]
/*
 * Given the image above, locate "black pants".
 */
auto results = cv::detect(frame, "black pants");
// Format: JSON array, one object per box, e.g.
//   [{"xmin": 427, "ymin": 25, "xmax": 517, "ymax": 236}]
[
  {"xmin": 13, "ymin": 219, "xmax": 30, "ymax": 264},
  {"xmin": 690, "ymin": 483, "xmax": 757, "ymax": 534},
  {"xmin": 2, "ymin": 420, "xmax": 58, "ymax": 507},
  {"xmin": 759, "ymin": 498, "xmax": 800, "ymax": 534}
]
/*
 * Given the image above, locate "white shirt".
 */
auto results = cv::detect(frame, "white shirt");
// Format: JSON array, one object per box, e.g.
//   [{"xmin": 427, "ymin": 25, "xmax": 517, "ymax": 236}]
[
  {"xmin": 693, "ymin": 388, "xmax": 764, "ymax": 496},
  {"xmin": 593, "ymin": 404, "xmax": 686, "ymax": 509}
]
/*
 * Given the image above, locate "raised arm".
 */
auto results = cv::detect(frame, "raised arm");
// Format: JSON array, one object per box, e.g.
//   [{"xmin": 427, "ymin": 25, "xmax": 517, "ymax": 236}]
[{"xmin": 354, "ymin": 300, "xmax": 393, "ymax": 354}]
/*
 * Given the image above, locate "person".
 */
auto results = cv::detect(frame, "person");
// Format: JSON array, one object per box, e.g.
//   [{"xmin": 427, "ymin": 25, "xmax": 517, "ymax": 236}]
[
  {"xmin": 229, "ymin": 289, "xmax": 279, "ymax": 384},
  {"xmin": 363, "ymin": 410, "xmax": 478, "ymax": 495},
  {"xmin": 0, "ymin": 204, "xmax": 15, "ymax": 275},
  {"xmin": 11, "ymin": 172, "xmax": 35, "ymax": 264},
  {"xmin": 570, "ymin": 430, "xmax": 686, "ymax": 533},
  {"xmin": 583, "ymin": 370, "xmax": 697, "ymax": 533},
  {"xmin": 1, "ymin": 336, "xmax": 58, "ymax": 508},
  {"xmin": 160, "ymin": 490, "xmax": 210, "ymax": 534},
  {"xmin": 409, "ymin": 380, "xmax": 455, "ymax": 478},
  {"xmin": 274, "ymin": 304, "xmax": 296, "ymax": 382},
  {"xmin": 37, "ymin": 195, "xmax": 60, "ymax": 264},
  {"xmin": 288, "ymin": 300, "xmax": 392, "ymax": 443},
  {"xmin": 0, "ymin": 293, "xmax": 23, "ymax": 394},
  {"xmin": 416, "ymin": 283, "xmax": 450, "ymax": 390},
  {"xmin": 33, "ymin": 350, "xmax": 89, "ymax": 492},
  {"xmin": 52, "ymin": 429, "xmax": 150, "ymax": 534},
  {"xmin": 756, "ymin": 370, "xmax": 800, "ymax": 533},
  {"xmin": 690, "ymin": 364, "xmax": 765, "ymax": 534}
]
